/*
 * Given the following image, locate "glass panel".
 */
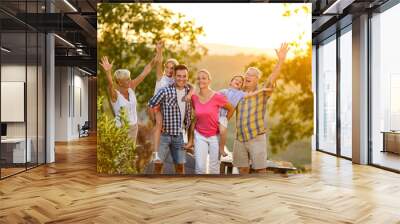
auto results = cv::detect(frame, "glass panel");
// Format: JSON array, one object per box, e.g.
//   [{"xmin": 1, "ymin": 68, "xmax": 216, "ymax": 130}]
[
  {"xmin": 339, "ymin": 29, "xmax": 352, "ymax": 158},
  {"xmin": 1, "ymin": 30, "xmax": 27, "ymax": 177},
  {"xmin": 371, "ymin": 4, "xmax": 400, "ymax": 171},
  {"xmin": 38, "ymin": 32, "xmax": 45, "ymax": 165},
  {"xmin": 27, "ymin": 31, "xmax": 38, "ymax": 169},
  {"xmin": 0, "ymin": 0, "xmax": 46, "ymax": 178},
  {"xmin": 317, "ymin": 36, "xmax": 337, "ymax": 154}
]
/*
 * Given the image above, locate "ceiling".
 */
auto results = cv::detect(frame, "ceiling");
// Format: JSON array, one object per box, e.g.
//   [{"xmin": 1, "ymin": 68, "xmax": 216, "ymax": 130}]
[
  {"xmin": 311, "ymin": 0, "xmax": 390, "ymax": 43},
  {"xmin": 1, "ymin": 0, "xmax": 98, "ymax": 74},
  {"xmin": 0, "ymin": 0, "xmax": 395, "ymax": 74}
]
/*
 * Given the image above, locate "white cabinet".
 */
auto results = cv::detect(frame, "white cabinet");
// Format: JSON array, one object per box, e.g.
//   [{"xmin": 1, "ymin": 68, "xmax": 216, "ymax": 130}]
[{"xmin": 1, "ymin": 138, "xmax": 32, "ymax": 163}]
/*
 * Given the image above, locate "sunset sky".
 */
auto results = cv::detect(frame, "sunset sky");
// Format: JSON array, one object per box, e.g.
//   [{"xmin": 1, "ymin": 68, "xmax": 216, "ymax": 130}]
[{"xmin": 155, "ymin": 3, "xmax": 311, "ymax": 53}]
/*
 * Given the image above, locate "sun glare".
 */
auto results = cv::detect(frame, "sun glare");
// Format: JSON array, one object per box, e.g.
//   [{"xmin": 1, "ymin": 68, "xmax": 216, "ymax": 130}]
[{"xmin": 155, "ymin": 3, "xmax": 311, "ymax": 54}]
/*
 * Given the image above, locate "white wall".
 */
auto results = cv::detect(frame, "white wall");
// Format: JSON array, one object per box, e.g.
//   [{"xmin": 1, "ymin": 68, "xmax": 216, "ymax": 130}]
[
  {"xmin": 72, "ymin": 73, "xmax": 89, "ymax": 138},
  {"xmin": 55, "ymin": 66, "xmax": 69, "ymax": 141},
  {"xmin": 1, "ymin": 65, "xmax": 32, "ymax": 137},
  {"xmin": 1, "ymin": 65, "xmax": 26, "ymax": 138},
  {"xmin": 55, "ymin": 67, "xmax": 89, "ymax": 141}
]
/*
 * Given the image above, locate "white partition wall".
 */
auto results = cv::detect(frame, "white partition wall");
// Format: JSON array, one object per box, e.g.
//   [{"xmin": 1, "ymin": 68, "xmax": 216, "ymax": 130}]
[{"xmin": 55, "ymin": 67, "xmax": 89, "ymax": 141}]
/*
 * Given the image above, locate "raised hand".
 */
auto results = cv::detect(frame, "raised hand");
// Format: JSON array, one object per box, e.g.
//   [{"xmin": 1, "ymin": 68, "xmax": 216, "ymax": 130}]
[
  {"xmin": 148, "ymin": 57, "xmax": 157, "ymax": 68},
  {"xmin": 100, "ymin": 56, "xmax": 117, "ymax": 102},
  {"xmin": 155, "ymin": 41, "xmax": 164, "ymax": 79},
  {"xmin": 155, "ymin": 41, "xmax": 164, "ymax": 63},
  {"xmin": 156, "ymin": 40, "xmax": 164, "ymax": 53},
  {"xmin": 100, "ymin": 56, "xmax": 113, "ymax": 72},
  {"xmin": 275, "ymin": 43, "xmax": 290, "ymax": 62},
  {"xmin": 264, "ymin": 43, "xmax": 290, "ymax": 89}
]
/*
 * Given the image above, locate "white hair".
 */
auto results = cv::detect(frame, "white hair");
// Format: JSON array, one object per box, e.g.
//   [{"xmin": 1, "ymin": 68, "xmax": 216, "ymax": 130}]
[
  {"xmin": 165, "ymin": 58, "xmax": 179, "ymax": 67},
  {"xmin": 245, "ymin": 67, "xmax": 262, "ymax": 78},
  {"xmin": 198, "ymin": 69, "xmax": 212, "ymax": 80},
  {"xmin": 114, "ymin": 69, "xmax": 130, "ymax": 80}
]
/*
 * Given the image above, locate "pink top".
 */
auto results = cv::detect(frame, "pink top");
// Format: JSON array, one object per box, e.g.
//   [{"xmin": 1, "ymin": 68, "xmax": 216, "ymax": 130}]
[{"xmin": 192, "ymin": 93, "xmax": 228, "ymax": 137}]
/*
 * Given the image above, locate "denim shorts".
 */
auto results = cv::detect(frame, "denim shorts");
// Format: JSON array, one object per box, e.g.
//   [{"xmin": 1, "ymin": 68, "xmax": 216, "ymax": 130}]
[{"xmin": 158, "ymin": 133, "xmax": 186, "ymax": 164}]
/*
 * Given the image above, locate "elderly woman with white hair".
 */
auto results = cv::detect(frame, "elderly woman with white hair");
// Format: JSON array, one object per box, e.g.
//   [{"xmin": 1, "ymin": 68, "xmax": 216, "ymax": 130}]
[{"xmin": 100, "ymin": 45, "xmax": 162, "ymax": 143}]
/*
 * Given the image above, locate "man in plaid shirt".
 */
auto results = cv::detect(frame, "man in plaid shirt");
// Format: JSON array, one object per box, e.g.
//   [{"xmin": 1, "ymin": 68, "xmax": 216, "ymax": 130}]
[
  {"xmin": 148, "ymin": 64, "xmax": 192, "ymax": 174},
  {"xmin": 233, "ymin": 43, "xmax": 289, "ymax": 174}
]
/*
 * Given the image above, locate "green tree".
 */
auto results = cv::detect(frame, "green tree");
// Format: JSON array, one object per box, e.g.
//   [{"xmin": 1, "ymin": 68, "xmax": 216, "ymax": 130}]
[
  {"xmin": 248, "ymin": 42, "xmax": 313, "ymax": 154},
  {"xmin": 97, "ymin": 3, "xmax": 207, "ymax": 110},
  {"xmin": 247, "ymin": 4, "xmax": 313, "ymax": 153}
]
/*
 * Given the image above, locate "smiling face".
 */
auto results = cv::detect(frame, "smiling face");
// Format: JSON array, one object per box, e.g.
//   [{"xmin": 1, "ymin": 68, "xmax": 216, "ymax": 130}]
[
  {"xmin": 196, "ymin": 71, "xmax": 211, "ymax": 90},
  {"xmin": 244, "ymin": 68, "xmax": 260, "ymax": 91},
  {"xmin": 164, "ymin": 62, "xmax": 175, "ymax": 77},
  {"xmin": 175, "ymin": 69, "xmax": 188, "ymax": 88},
  {"xmin": 230, "ymin": 76, "xmax": 244, "ymax": 90},
  {"xmin": 116, "ymin": 77, "xmax": 131, "ymax": 89},
  {"xmin": 114, "ymin": 69, "xmax": 131, "ymax": 89}
]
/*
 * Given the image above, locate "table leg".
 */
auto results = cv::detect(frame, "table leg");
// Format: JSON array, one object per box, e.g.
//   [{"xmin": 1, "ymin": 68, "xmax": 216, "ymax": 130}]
[
  {"xmin": 220, "ymin": 163, "xmax": 226, "ymax": 174},
  {"xmin": 227, "ymin": 166, "xmax": 233, "ymax": 174}
]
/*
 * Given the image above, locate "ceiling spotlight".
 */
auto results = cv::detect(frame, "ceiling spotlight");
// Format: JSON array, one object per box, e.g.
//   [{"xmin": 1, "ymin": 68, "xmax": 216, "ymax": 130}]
[
  {"xmin": 323, "ymin": 0, "xmax": 355, "ymax": 15},
  {"xmin": 1, "ymin": 47, "xmax": 11, "ymax": 53},
  {"xmin": 78, "ymin": 67, "xmax": 93, "ymax": 76},
  {"xmin": 63, "ymin": 0, "xmax": 78, "ymax": 12},
  {"xmin": 54, "ymin": 34, "xmax": 75, "ymax": 48}
]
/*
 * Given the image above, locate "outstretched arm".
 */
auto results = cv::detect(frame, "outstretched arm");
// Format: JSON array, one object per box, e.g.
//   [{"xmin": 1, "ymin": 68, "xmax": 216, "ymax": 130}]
[
  {"xmin": 244, "ymin": 87, "xmax": 274, "ymax": 98},
  {"xmin": 99, "ymin": 56, "xmax": 117, "ymax": 103},
  {"xmin": 131, "ymin": 43, "xmax": 162, "ymax": 89},
  {"xmin": 223, "ymin": 102, "xmax": 235, "ymax": 120},
  {"xmin": 264, "ymin": 43, "xmax": 290, "ymax": 89},
  {"xmin": 156, "ymin": 41, "xmax": 164, "ymax": 81},
  {"xmin": 130, "ymin": 53, "xmax": 159, "ymax": 90}
]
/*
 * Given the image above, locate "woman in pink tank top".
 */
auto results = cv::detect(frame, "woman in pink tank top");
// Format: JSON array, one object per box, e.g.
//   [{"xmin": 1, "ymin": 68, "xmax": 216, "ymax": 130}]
[{"xmin": 187, "ymin": 69, "xmax": 234, "ymax": 174}]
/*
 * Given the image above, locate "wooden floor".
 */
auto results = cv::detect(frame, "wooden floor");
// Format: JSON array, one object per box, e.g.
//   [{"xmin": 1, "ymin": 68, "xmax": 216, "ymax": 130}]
[
  {"xmin": 373, "ymin": 150, "xmax": 400, "ymax": 171},
  {"xmin": 1, "ymin": 136, "xmax": 400, "ymax": 224},
  {"xmin": 0, "ymin": 167, "xmax": 26, "ymax": 178}
]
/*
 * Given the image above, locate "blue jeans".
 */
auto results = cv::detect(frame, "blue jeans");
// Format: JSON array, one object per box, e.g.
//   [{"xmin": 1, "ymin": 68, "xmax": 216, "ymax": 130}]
[{"xmin": 158, "ymin": 133, "xmax": 186, "ymax": 164}]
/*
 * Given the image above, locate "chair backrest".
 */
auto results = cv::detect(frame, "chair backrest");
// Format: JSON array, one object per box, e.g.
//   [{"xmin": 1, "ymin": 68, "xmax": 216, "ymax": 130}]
[{"xmin": 82, "ymin": 121, "xmax": 90, "ymax": 129}]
